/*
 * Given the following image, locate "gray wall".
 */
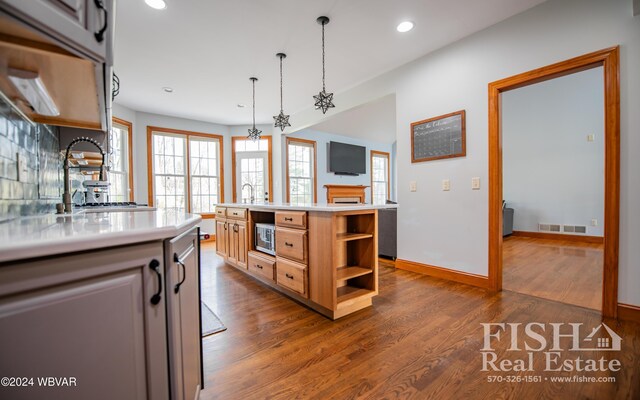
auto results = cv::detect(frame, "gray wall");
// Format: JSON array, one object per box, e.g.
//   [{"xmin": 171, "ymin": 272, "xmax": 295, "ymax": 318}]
[
  {"xmin": 503, "ymin": 67, "xmax": 604, "ymax": 236},
  {"xmin": 0, "ymin": 96, "xmax": 61, "ymax": 221}
]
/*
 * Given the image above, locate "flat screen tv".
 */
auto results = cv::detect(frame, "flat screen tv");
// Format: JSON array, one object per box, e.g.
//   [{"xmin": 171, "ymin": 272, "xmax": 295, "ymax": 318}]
[{"xmin": 329, "ymin": 141, "xmax": 366, "ymax": 175}]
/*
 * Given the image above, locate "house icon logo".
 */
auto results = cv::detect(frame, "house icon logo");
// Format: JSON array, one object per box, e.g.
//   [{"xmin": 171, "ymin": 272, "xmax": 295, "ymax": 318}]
[{"xmin": 581, "ymin": 323, "xmax": 622, "ymax": 351}]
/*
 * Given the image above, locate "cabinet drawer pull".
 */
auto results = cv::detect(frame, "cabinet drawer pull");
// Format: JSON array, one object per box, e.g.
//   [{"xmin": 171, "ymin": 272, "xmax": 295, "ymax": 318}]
[
  {"xmin": 149, "ymin": 259, "xmax": 162, "ymax": 305},
  {"xmin": 284, "ymin": 217, "xmax": 293, "ymax": 221},
  {"xmin": 93, "ymin": 0, "xmax": 108, "ymax": 43},
  {"xmin": 285, "ymin": 273, "xmax": 294, "ymax": 280},
  {"xmin": 173, "ymin": 253, "xmax": 186, "ymax": 294},
  {"xmin": 284, "ymin": 242, "xmax": 293, "ymax": 247},
  {"xmin": 255, "ymin": 264, "xmax": 263, "ymax": 269}
]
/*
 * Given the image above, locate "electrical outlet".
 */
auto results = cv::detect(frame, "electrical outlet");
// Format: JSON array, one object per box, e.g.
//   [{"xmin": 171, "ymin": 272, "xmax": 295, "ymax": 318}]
[
  {"xmin": 442, "ymin": 179, "xmax": 450, "ymax": 191},
  {"xmin": 591, "ymin": 219, "xmax": 598, "ymax": 226},
  {"xmin": 587, "ymin": 134, "xmax": 595, "ymax": 142},
  {"xmin": 471, "ymin": 177, "xmax": 480, "ymax": 190},
  {"xmin": 409, "ymin": 181, "xmax": 417, "ymax": 192}
]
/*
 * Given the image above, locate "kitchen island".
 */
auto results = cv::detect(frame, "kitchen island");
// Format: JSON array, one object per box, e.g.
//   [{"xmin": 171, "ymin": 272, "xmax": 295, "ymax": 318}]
[
  {"xmin": 0, "ymin": 209, "xmax": 203, "ymax": 400},
  {"xmin": 215, "ymin": 202, "xmax": 397, "ymax": 319}
]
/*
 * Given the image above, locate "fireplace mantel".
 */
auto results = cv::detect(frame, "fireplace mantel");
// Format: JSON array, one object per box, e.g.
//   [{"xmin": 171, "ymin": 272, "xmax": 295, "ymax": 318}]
[{"xmin": 324, "ymin": 185, "xmax": 368, "ymax": 204}]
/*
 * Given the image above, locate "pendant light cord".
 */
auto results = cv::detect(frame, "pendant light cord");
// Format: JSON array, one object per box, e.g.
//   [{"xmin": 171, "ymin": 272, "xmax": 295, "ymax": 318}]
[
  {"xmin": 279, "ymin": 55, "xmax": 284, "ymax": 112},
  {"xmin": 252, "ymin": 79, "xmax": 256, "ymax": 129},
  {"xmin": 321, "ymin": 21, "xmax": 326, "ymax": 92}
]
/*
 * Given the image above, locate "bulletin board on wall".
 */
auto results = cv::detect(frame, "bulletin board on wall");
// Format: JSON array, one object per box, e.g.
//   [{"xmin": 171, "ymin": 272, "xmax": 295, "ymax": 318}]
[{"xmin": 411, "ymin": 110, "xmax": 466, "ymax": 163}]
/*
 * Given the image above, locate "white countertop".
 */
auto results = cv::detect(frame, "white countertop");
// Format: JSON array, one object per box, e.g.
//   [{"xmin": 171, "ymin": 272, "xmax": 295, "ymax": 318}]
[
  {"xmin": 217, "ymin": 202, "xmax": 398, "ymax": 212},
  {"xmin": 0, "ymin": 210, "xmax": 202, "ymax": 263}
]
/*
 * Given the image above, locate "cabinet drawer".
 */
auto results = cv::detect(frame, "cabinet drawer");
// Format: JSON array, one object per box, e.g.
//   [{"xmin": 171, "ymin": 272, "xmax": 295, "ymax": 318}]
[
  {"xmin": 276, "ymin": 258, "xmax": 307, "ymax": 297},
  {"xmin": 215, "ymin": 207, "xmax": 227, "ymax": 217},
  {"xmin": 226, "ymin": 208, "xmax": 247, "ymax": 220},
  {"xmin": 275, "ymin": 227, "xmax": 307, "ymax": 264},
  {"xmin": 248, "ymin": 252, "xmax": 275, "ymax": 281},
  {"xmin": 275, "ymin": 211, "xmax": 307, "ymax": 229}
]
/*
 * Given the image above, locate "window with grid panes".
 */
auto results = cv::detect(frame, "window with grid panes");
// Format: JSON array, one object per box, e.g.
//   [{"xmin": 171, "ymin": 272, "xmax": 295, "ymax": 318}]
[
  {"xmin": 150, "ymin": 129, "xmax": 222, "ymax": 214},
  {"xmin": 371, "ymin": 152, "xmax": 389, "ymax": 205},
  {"xmin": 287, "ymin": 139, "xmax": 315, "ymax": 204},
  {"xmin": 108, "ymin": 121, "xmax": 131, "ymax": 202}
]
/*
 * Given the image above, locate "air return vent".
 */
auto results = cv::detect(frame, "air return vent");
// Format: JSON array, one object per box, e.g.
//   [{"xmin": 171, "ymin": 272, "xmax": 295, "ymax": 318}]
[
  {"xmin": 549, "ymin": 224, "xmax": 561, "ymax": 232},
  {"xmin": 564, "ymin": 225, "xmax": 587, "ymax": 234},
  {"xmin": 564, "ymin": 225, "xmax": 575, "ymax": 233},
  {"xmin": 539, "ymin": 223, "xmax": 562, "ymax": 232},
  {"xmin": 539, "ymin": 224, "xmax": 550, "ymax": 232},
  {"xmin": 574, "ymin": 226, "xmax": 587, "ymax": 234}
]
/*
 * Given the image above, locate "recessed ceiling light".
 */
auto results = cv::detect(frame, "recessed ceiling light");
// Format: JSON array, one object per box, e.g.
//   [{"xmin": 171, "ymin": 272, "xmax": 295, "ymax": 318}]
[
  {"xmin": 396, "ymin": 21, "xmax": 414, "ymax": 33},
  {"xmin": 162, "ymin": 87, "xmax": 173, "ymax": 93},
  {"xmin": 145, "ymin": 0, "xmax": 167, "ymax": 10},
  {"xmin": 237, "ymin": 104, "xmax": 246, "ymax": 108}
]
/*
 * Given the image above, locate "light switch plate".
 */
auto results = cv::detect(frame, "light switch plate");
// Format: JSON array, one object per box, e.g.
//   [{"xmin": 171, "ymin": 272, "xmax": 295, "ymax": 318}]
[
  {"xmin": 409, "ymin": 181, "xmax": 417, "ymax": 192},
  {"xmin": 591, "ymin": 219, "xmax": 598, "ymax": 226},
  {"xmin": 472, "ymin": 177, "xmax": 481, "ymax": 190},
  {"xmin": 442, "ymin": 179, "xmax": 450, "ymax": 191},
  {"xmin": 587, "ymin": 134, "xmax": 595, "ymax": 142}
]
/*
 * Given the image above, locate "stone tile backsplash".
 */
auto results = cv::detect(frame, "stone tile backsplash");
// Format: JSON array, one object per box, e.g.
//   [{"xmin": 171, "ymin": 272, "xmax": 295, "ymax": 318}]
[{"xmin": 0, "ymin": 96, "xmax": 61, "ymax": 221}]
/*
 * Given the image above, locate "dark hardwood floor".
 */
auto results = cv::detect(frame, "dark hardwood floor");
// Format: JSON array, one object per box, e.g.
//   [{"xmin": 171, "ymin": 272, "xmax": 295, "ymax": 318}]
[
  {"xmin": 503, "ymin": 236, "xmax": 603, "ymax": 310},
  {"xmin": 199, "ymin": 243, "xmax": 639, "ymax": 399}
]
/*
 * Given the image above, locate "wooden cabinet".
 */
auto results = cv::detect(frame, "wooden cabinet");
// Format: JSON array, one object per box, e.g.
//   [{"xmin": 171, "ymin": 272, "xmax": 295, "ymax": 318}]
[
  {"xmin": 216, "ymin": 208, "xmax": 249, "ymax": 271},
  {"xmin": 248, "ymin": 251, "xmax": 276, "ymax": 281},
  {"xmin": 0, "ymin": 242, "xmax": 169, "ymax": 400},
  {"xmin": 276, "ymin": 257, "xmax": 308, "ymax": 297},
  {"xmin": 275, "ymin": 227, "xmax": 308, "ymax": 264},
  {"xmin": 275, "ymin": 211, "xmax": 307, "ymax": 229},
  {"xmin": 215, "ymin": 218, "xmax": 228, "ymax": 258},
  {"xmin": 165, "ymin": 228, "xmax": 202, "ymax": 400}
]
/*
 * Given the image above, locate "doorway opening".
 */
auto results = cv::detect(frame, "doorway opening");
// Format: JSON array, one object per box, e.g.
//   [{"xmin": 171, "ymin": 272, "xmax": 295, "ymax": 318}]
[
  {"xmin": 231, "ymin": 136, "xmax": 273, "ymax": 203},
  {"xmin": 488, "ymin": 47, "xmax": 620, "ymax": 318}
]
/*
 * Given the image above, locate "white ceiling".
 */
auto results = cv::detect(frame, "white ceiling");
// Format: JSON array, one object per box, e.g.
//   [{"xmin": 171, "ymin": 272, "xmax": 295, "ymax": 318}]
[
  {"xmin": 308, "ymin": 94, "xmax": 396, "ymax": 144},
  {"xmin": 113, "ymin": 0, "xmax": 546, "ymax": 126}
]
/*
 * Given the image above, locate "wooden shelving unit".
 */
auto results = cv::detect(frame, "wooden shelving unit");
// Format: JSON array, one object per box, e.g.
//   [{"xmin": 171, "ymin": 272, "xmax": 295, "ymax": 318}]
[{"xmin": 332, "ymin": 211, "xmax": 378, "ymax": 314}]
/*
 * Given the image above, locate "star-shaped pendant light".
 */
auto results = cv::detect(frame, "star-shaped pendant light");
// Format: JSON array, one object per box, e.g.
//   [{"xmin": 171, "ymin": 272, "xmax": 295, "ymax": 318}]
[
  {"xmin": 313, "ymin": 16, "xmax": 335, "ymax": 114},
  {"xmin": 247, "ymin": 77, "xmax": 262, "ymax": 141},
  {"xmin": 273, "ymin": 53, "xmax": 291, "ymax": 132}
]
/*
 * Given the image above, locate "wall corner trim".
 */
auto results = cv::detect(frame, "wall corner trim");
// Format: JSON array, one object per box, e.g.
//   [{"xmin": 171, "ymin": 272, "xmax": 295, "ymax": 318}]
[{"xmin": 395, "ymin": 259, "xmax": 491, "ymax": 289}]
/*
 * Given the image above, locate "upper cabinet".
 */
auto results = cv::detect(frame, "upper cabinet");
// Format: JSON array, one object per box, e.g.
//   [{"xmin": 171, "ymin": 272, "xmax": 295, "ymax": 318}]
[{"xmin": 0, "ymin": 0, "xmax": 115, "ymax": 131}]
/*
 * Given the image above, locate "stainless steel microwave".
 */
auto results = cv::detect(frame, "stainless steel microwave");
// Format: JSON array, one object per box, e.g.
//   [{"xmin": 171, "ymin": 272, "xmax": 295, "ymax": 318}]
[{"xmin": 255, "ymin": 223, "xmax": 276, "ymax": 255}]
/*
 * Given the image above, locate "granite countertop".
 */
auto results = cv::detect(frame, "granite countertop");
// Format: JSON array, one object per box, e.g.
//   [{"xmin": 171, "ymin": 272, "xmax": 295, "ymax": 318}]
[
  {"xmin": 216, "ymin": 202, "xmax": 398, "ymax": 212},
  {"xmin": 0, "ymin": 210, "xmax": 202, "ymax": 263}
]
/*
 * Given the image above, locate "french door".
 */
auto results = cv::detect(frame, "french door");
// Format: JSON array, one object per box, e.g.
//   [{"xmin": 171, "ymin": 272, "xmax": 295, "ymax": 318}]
[{"xmin": 235, "ymin": 152, "xmax": 269, "ymax": 203}]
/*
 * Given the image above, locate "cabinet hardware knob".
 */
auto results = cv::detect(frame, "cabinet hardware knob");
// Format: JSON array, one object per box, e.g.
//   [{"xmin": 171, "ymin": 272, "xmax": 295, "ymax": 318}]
[
  {"xmin": 149, "ymin": 259, "xmax": 162, "ymax": 305},
  {"xmin": 256, "ymin": 264, "xmax": 263, "ymax": 269},
  {"xmin": 285, "ymin": 273, "xmax": 294, "ymax": 279},
  {"xmin": 284, "ymin": 242, "xmax": 293, "ymax": 247},
  {"xmin": 174, "ymin": 253, "xmax": 186, "ymax": 294},
  {"xmin": 93, "ymin": 0, "xmax": 108, "ymax": 43}
]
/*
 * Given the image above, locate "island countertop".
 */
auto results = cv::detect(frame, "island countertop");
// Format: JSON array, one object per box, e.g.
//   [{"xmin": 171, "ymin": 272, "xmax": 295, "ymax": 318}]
[
  {"xmin": 216, "ymin": 202, "xmax": 397, "ymax": 212},
  {"xmin": 0, "ymin": 210, "xmax": 202, "ymax": 264}
]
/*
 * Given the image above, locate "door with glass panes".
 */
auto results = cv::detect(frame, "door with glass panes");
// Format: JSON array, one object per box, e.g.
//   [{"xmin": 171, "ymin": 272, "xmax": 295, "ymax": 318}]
[{"xmin": 233, "ymin": 138, "xmax": 270, "ymax": 203}]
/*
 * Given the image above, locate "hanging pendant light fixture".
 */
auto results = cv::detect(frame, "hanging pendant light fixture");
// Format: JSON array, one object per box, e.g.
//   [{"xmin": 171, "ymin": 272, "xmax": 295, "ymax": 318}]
[
  {"xmin": 313, "ymin": 16, "xmax": 335, "ymax": 114},
  {"xmin": 247, "ymin": 77, "xmax": 262, "ymax": 141},
  {"xmin": 273, "ymin": 53, "xmax": 291, "ymax": 132}
]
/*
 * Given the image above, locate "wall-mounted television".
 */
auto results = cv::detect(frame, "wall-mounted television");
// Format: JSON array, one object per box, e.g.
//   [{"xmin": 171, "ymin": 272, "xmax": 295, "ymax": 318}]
[{"xmin": 329, "ymin": 141, "xmax": 366, "ymax": 175}]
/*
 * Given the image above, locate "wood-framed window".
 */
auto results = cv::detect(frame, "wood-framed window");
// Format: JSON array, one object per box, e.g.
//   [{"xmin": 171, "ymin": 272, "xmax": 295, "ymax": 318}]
[
  {"xmin": 371, "ymin": 150, "xmax": 390, "ymax": 205},
  {"xmin": 110, "ymin": 117, "xmax": 134, "ymax": 202},
  {"xmin": 286, "ymin": 137, "xmax": 317, "ymax": 204},
  {"xmin": 147, "ymin": 126, "xmax": 224, "ymax": 218},
  {"xmin": 231, "ymin": 136, "xmax": 273, "ymax": 203}
]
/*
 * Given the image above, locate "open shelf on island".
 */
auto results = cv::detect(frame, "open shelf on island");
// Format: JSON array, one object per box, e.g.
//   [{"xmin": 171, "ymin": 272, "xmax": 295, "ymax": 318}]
[
  {"xmin": 336, "ymin": 266, "xmax": 373, "ymax": 282},
  {"xmin": 336, "ymin": 232, "xmax": 373, "ymax": 242},
  {"xmin": 337, "ymin": 285, "xmax": 376, "ymax": 306}
]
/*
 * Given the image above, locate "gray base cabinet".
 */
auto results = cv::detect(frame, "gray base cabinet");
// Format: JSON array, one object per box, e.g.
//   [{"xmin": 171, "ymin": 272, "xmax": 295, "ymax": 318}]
[
  {"xmin": 165, "ymin": 228, "xmax": 202, "ymax": 400},
  {"xmin": 0, "ymin": 242, "xmax": 169, "ymax": 400},
  {"xmin": 0, "ymin": 227, "xmax": 202, "ymax": 400}
]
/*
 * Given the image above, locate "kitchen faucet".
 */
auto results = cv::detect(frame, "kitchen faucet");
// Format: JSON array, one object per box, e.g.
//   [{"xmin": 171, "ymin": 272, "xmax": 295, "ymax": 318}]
[
  {"xmin": 62, "ymin": 137, "xmax": 108, "ymax": 213},
  {"xmin": 241, "ymin": 183, "xmax": 254, "ymax": 204}
]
